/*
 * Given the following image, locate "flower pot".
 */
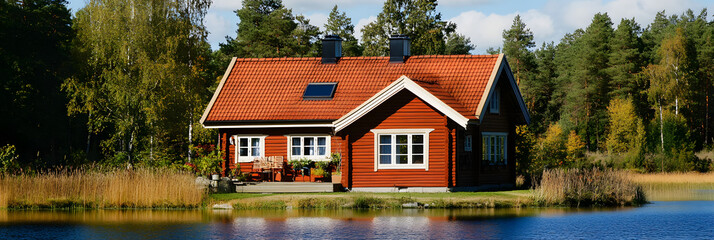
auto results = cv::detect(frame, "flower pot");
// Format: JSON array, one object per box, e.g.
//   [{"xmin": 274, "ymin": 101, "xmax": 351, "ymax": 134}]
[{"xmin": 331, "ymin": 173, "xmax": 341, "ymax": 183}]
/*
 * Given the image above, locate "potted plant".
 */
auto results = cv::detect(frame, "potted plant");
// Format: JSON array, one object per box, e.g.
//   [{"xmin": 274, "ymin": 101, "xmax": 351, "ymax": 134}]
[
  {"xmin": 330, "ymin": 153, "xmax": 342, "ymax": 183},
  {"xmin": 313, "ymin": 161, "xmax": 330, "ymax": 182},
  {"xmin": 289, "ymin": 158, "xmax": 314, "ymax": 182}
]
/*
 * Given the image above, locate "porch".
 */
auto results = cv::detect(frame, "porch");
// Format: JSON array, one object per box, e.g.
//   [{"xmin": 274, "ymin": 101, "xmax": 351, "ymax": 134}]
[{"xmin": 234, "ymin": 156, "xmax": 339, "ymax": 183}]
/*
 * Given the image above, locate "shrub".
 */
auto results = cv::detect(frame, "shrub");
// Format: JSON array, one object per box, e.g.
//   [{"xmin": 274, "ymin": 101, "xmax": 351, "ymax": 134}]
[
  {"xmin": 353, "ymin": 196, "xmax": 385, "ymax": 208},
  {"xmin": 191, "ymin": 145, "xmax": 223, "ymax": 176},
  {"xmin": 0, "ymin": 144, "xmax": 20, "ymax": 174}
]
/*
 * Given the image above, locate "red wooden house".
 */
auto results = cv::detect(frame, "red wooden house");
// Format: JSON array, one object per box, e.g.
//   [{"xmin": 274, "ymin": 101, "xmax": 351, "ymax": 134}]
[{"xmin": 200, "ymin": 35, "xmax": 530, "ymax": 192}]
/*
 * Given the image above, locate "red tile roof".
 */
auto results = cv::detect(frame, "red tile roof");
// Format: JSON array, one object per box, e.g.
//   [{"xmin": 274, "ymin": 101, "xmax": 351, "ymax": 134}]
[{"xmin": 204, "ymin": 55, "xmax": 499, "ymax": 123}]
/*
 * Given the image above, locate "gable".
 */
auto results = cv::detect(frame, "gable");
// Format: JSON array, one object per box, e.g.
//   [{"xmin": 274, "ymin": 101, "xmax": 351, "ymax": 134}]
[
  {"xmin": 476, "ymin": 56, "xmax": 531, "ymax": 125},
  {"xmin": 333, "ymin": 75, "xmax": 472, "ymax": 132}
]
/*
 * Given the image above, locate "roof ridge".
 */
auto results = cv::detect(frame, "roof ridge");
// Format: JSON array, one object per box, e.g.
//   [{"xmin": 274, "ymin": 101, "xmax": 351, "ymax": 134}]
[{"xmin": 230, "ymin": 54, "xmax": 500, "ymax": 62}]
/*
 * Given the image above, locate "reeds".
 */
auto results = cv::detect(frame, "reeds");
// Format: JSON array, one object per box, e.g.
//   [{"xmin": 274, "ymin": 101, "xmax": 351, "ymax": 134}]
[
  {"xmin": 534, "ymin": 168, "xmax": 646, "ymax": 207},
  {"xmin": 629, "ymin": 172, "xmax": 714, "ymax": 201},
  {"xmin": 0, "ymin": 168, "xmax": 205, "ymax": 209}
]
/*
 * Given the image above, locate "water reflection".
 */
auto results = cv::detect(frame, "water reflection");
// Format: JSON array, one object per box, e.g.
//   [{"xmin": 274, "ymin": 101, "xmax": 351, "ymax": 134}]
[{"xmin": 0, "ymin": 194, "xmax": 713, "ymax": 239}]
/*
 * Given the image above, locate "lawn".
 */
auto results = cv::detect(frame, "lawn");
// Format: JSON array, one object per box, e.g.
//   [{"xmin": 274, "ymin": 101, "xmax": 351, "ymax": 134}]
[{"xmin": 208, "ymin": 190, "xmax": 533, "ymax": 209}]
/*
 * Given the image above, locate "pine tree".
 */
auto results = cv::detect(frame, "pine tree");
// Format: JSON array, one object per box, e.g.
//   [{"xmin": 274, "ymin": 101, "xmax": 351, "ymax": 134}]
[
  {"xmin": 360, "ymin": 0, "xmax": 455, "ymax": 56},
  {"xmin": 444, "ymin": 33, "xmax": 474, "ymax": 55},
  {"xmin": 324, "ymin": 5, "xmax": 362, "ymax": 56},
  {"xmin": 561, "ymin": 13, "xmax": 614, "ymax": 150},
  {"xmin": 502, "ymin": 15, "xmax": 536, "ymax": 85}
]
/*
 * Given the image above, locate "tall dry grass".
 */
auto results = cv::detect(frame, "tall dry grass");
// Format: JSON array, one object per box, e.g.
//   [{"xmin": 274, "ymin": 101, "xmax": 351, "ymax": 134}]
[
  {"xmin": 629, "ymin": 172, "xmax": 714, "ymax": 201},
  {"xmin": 534, "ymin": 168, "xmax": 646, "ymax": 207},
  {"xmin": 0, "ymin": 168, "xmax": 205, "ymax": 209}
]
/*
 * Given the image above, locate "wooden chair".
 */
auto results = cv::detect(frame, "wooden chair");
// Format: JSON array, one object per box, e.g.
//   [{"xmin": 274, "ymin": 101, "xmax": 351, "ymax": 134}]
[
  {"xmin": 250, "ymin": 158, "xmax": 264, "ymax": 181},
  {"xmin": 271, "ymin": 156, "xmax": 284, "ymax": 181}
]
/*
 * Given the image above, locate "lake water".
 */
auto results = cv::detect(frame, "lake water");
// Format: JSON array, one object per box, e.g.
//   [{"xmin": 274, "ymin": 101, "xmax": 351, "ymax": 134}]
[{"xmin": 2, "ymin": 191, "xmax": 713, "ymax": 239}]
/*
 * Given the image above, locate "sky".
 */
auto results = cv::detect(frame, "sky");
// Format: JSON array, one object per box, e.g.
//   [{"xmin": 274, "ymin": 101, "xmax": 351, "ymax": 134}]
[{"xmin": 65, "ymin": 0, "xmax": 714, "ymax": 54}]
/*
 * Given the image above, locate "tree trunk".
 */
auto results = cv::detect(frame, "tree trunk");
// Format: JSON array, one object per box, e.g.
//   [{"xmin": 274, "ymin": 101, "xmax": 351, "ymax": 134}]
[
  {"xmin": 659, "ymin": 99, "xmax": 664, "ymax": 153},
  {"xmin": 188, "ymin": 111, "xmax": 193, "ymax": 162}
]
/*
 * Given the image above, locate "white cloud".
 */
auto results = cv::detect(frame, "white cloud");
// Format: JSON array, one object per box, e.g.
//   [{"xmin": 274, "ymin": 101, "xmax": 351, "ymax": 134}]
[
  {"xmin": 283, "ymin": 0, "xmax": 384, "ymax": 13},
  {"xmin": 355, "ymin": 16, "xmax": 377, "ymax": 41},
  {"xmin": 450, "ymin": 10, "xmax": 554, "ymax": 53},
  {"xmin": 438, "ymin": 0, "xmax": 491, "ymax": 6},
  {"xmin": 304, "ymin": 13, "xmax": 328, "ymax": 32},
  {"xmin": 205, "ymin": 12, "xmax": 236, "ymax": 49},
  {"xmin": 212, "ymin": 0, "xmax": 243, "ymax": 11}
]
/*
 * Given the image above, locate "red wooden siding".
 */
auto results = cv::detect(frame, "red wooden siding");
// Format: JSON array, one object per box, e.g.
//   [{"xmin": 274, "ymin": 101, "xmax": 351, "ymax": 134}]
[{"xmin": 339, "ymin": 90, "xmax": 452, "ymax": 188}]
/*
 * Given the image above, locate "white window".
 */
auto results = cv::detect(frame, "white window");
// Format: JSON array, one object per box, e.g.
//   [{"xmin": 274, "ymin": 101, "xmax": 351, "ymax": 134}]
[
  {"xmin": 287, "ymin": 135, "xmax": 331, "ymax": 161},
  {"xmin": 371, "ymin": 129, "xmax": 433, "ymax": 171},
  {"xmin": 482, "ymin": 132, "xmax": 507, "ymax": 165},
  {"xmin": 490, "ymin": 87, "xmax": 500, "ymax": 114},
  {"xmin": 232, "ymin": 135, "xmax": 266, "ymax": 163},
  {"xmin": 465, "ymin": 135, "xmax": 473, "ymax": 152}
]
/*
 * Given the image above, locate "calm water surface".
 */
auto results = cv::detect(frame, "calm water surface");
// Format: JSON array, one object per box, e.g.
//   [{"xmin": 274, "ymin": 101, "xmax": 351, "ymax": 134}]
[{"xmin": 1, "ymin": 191, "xmax": 713, "ymax": 239}]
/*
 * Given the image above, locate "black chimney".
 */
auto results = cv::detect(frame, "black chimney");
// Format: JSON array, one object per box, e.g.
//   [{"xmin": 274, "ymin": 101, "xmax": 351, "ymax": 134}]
[
  {"xmin": 321, "ymin": 35, "xmax": 342, "ymax": 64},
  {"xmin": 389, "ymin": 34, "xmax": 411, "ymax": 63}
]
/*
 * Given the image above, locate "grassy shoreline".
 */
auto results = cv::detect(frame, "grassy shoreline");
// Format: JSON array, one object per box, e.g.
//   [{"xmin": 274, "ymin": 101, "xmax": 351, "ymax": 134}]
[
  {"xmin": 3, "ymin": 170, "xmax": 713, "ymax": 210},
  {"xmin": 209, "ymin": 191, "xmax": 534, "ymax": 210}
]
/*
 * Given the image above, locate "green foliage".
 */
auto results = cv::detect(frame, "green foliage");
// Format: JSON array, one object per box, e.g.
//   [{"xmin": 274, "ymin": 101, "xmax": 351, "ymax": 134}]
[
  {"xmin": 191, "ymin": 145, "xmax": 223, "ymax": 176},
  {"xmin": 0, "ymin": 144, "xmax": 21, "ymax": 174},
  {"xmin": 444, "ymin": 33, "xmax": 474, "ymax": 55},
  {"xmin": 220, "ymin": 0, "xmax": 320, "ymax": 58},
  {"xmin": 64, "ymin": 0, "xmax": 214, "ymax": 165},
  {"xmin": 559, "ymin": 13, "xmax": 614, "ymax": 150},
  {"xmin": 606, "ymin": 98, "xmax": 646, "ymax": 155},
  {"xmin": 353, "ymin": 196, "xmax": 385, "ymax": 209},
  {"xmin": 565, "ymin": 130, "xmax": 586, "ymax": 165},
  {"xmin": 360, "ymin": 0, "xmax": 455, "ymax": 56},
  {"xmin": 0, "ymin": 0, "xmax": 74, "ymax": 166},
  {"xmin": 324, "ymin": 5, "xmax": 362, "ymax": 56},
  {"xmin": 289, "ymin": 158, "xmax": 313, "ymax": 174},
  {"xmin": 535, "ymin": 123, "xmax": 567, "ymax": 169},
  {"xmin": 503, "ymin": 15, "xmax": 536, "ymax": 86},
  {"xmin": 515, "ymin": 126, "xmax": 536, "ymax": 180}
]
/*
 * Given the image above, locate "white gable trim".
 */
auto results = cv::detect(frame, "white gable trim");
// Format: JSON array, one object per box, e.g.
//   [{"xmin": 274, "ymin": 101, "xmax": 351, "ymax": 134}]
[
  {"xmin": 333, "ymin": 75, "xmax": 470, "ymax": 132},
  {"xmin": 200, "ymin": 57, "xmax": 237, "ymax": 126},
  {"xmin": 475, "ymin": 54, "xmax": 531, "ymax": 124}
]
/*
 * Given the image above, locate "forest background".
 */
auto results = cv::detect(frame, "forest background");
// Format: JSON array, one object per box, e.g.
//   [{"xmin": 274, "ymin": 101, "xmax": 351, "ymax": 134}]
[{"xmin": 2, "ymin": 0, "xmax": 714, "ymax": 181}]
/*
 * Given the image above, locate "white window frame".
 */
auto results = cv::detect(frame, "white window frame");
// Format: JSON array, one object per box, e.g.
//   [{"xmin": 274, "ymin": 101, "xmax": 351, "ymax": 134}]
[
  {"xmin": 371, "ymin": 129, "xmax": 433, "ymax": 171},
  {"xmin": 286, "ymin": 135, "xmax": 331, "ymax": 161},
  {"xmin": 232, "ymin": 135, "xmax": 267, "ymax": 163},
  {"xmin": 482, "ymin": 132, "xmax": 507, "ymax": 165},
  {"xmin": 465, "ymin": 135, "xmax": 473, "ymax": 152},
  {"xmin": 490, "ymin": 87, "xmax": 500, "ymax": 114}
]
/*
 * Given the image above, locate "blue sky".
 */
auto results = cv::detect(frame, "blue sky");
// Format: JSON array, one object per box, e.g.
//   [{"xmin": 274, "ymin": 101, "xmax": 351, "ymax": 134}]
[{"xmin": 66, "ymin": 0, "xmax": 713, "ymax": 53}]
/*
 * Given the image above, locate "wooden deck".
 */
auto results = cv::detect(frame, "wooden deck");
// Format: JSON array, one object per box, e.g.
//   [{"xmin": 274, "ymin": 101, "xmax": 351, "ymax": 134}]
[{"xmin": 234, "ymin": 182, "xmax": 343, "ymax": 193}]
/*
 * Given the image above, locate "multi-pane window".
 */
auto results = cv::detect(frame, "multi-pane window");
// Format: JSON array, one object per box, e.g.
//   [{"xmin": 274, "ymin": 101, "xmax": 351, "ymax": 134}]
[
  {"xmin": 372, "ymin": 129, "xmax": 432, "ymax": 170},
  {"xmin": 233, "ymin": 136, "xmax": 265, "ymax": 163},
  {"xmin": 290, "ymin": 136, "xmax": 330, "ymax": 160},
  {"xmin": 490, "ymin": 87, "xmax": 500, "ymax": 114},
  {"xmin": 482, "ymin": 132, "xmax": 507, "ymax": 165},
  {"xmin": 465, "ymin": 135, "xmax": 473, "ymax": 152}
]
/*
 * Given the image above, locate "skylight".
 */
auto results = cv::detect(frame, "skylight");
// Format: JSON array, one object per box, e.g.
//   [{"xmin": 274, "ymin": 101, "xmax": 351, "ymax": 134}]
[{"xmin": 303, "ymin": 82, "xmax": 337, "ymax": 100}]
